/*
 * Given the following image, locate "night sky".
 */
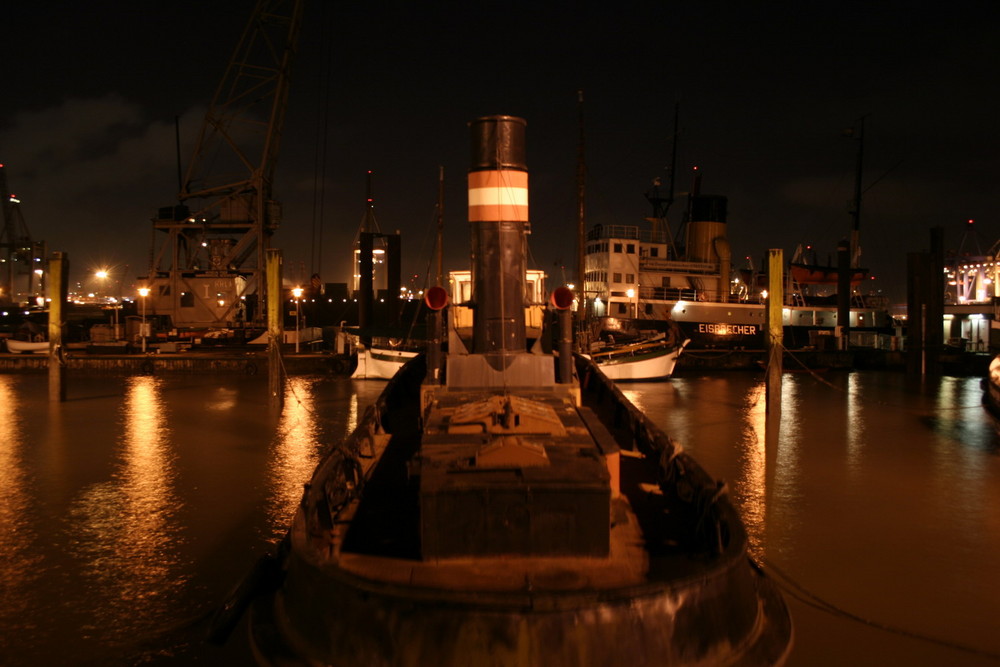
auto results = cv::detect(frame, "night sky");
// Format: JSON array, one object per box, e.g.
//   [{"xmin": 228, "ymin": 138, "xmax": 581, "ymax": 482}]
[{"xmin": 3, "ymin": 1, "xmax": 998, "ymax": 302}]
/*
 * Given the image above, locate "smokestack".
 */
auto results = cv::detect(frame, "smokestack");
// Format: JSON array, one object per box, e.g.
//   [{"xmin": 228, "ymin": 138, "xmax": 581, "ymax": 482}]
[{"xmin": 467, "ymin": 115, "xmax": 529, "ymax": 355}]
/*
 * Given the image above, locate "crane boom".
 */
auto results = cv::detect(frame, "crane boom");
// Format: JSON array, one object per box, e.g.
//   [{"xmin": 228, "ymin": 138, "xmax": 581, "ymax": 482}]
[{"xmin": 146, "ymin": 0, "xmax": 303, "ymax": 330}]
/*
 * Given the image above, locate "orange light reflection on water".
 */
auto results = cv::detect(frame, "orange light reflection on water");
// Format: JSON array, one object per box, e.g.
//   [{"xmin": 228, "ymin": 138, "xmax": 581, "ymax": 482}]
[
  {"xmin": 0, "ymin": 376, "xmax": 41, "ymax": 644},
  {"xmin": 845, "ymin": 372, "xmax": 866, "ymax": 475},
  {"xmin": 69, "ymin": 376, "xmax": 184, "ymax": 647},
  {"xmin": 738, "ymin": 383, "xmax": 768, "ymax": 556},
  {"xmin": 266, "ymin": 377, "xmax": 322, "ymax": 540}
]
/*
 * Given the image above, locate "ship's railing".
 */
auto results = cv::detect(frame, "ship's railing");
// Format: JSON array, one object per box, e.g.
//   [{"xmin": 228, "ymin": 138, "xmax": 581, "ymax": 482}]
[
  {"xmin": 638, "ymin": 285, "xmax": 737, "ymax": 303},
  {"xmin": 639, "ymin": 258, "xmax": 719, "ymax": 274},
  {"xmin": 586, "ymin": 224, "xmax": 668, "ymax": 243},
  {"xmin": 575, "ymin": 353, "xmax": 743, "ymax": 556}
]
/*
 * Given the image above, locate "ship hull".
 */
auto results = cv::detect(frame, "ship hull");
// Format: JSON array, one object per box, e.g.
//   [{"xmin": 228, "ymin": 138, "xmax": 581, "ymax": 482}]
[
  {"xmin": 254, "ymin": 536, "xmax": 791, "ymax": 666},
  {"xmin": 596, "ymin": 298, "xmax": 895, "ymax": 350},
  {"xmin": 250, "ymin": 356, "xmax": 792, "ymax": 666}
]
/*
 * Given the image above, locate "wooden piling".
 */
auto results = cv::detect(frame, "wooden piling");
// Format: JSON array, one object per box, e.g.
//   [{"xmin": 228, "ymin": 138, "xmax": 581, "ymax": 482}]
[
  {"xmin": 906, "ymin": 251, "xmax": 929, "ymax": 376},
  {"xmin": 766, "ymin": 249, "xmax": 783, "ymax": 412},
  {"xmin": 925, "ymin": 226, "xmax": 944, "ymax": 375},
  {"xmin": 48, "ymin": 252, "xmax": 68, "ymax": 402},
  {"xmin": 266, "ymin": 249, "xmax": 284, "ymax": 407}
]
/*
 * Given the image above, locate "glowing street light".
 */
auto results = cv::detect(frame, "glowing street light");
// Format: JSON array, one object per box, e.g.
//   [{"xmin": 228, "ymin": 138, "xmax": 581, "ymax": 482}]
[
  {"xmin": 137, "ymin": 287, "xmax": 150, "ymax": 352},
  {"xmin": 291, "ymin": 286, "xmax": 304, "ymax": 353},
  {"xmin": 95, "ymin": 269, "xmax": 120, "ymax": 338}
]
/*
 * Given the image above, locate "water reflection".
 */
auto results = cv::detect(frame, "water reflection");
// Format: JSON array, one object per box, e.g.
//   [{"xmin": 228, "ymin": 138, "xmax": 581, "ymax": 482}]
[
  {"xmin": 267, "ymin": 377, "xmax": 322, "ymax": 540},
  {"xmin": 68, "ymin": 375, "xmax": 184, "ymax": 648},
  {"xmin": 927, "ymin": 377, "xmax": 996, "ymax": 549},
  {"xmin": 845, "ymin": 372, "xmax": 865, "ymax": 474},
  {"xmin": 737, "ymin": 382, "xmax": 768, "ymax": 555},
  {"xmin": 0, "ymin": 376, "xmax": 42, "ymax": 649}
]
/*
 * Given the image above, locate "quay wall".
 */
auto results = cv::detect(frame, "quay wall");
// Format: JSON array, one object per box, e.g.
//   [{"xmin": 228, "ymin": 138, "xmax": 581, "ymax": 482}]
[
  {"xmin": 0, "ymin": 353, "xmax": 351, "ymax": 376},
  {"xmin": 1, "ymin": 349, "xmax": 986, "ymax": 376}
]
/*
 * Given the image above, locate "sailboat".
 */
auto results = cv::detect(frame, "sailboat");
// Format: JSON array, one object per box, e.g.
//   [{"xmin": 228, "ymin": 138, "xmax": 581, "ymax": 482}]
[{"xmin": 247, "ymin": 115, "xmax": 792, "ymax": 665}]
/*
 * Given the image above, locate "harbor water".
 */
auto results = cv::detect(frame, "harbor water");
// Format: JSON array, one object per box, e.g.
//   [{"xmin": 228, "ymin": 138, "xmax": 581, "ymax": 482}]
[{"xmin": 1, "ymin": 369, "xmax": 999, "ymax": 666}]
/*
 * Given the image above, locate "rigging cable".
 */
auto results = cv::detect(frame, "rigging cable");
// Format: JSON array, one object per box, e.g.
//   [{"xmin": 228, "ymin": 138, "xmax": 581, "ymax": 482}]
[
  {"xmin": 751, "ymin": 346, "xmax": 998, "ymax": 659},
  {"xmin": 753, "ymin": 557, "xmax": 1000, "ymax": 661}
]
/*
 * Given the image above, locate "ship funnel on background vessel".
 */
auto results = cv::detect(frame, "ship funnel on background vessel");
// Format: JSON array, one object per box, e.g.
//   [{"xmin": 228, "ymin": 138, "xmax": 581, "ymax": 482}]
[{"xmin": 467, "ymin": 115, "xmax": 529, "ymax": 355}]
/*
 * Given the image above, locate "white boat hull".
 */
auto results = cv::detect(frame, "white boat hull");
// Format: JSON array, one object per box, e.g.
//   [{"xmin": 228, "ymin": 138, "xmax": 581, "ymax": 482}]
[
  {"xmin": 5, "ymin": 339, "xmax": 48, "ymax": 354},
  {"xmin": 588, "ymin": 339, "xmax": 689, "ymax": 382},
  {"xmin": 351, "ymin": 347, "xmax": 420, "ymax": 380}
]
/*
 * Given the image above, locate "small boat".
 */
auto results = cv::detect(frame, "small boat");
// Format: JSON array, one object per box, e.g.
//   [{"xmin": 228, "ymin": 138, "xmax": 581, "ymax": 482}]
[
  {"xmin": 5, "ymin": 339, "xmax": 49, "ymax": 354},
  {"xmin": 350, "ymin": 342, "xmax": 421, "ymax": 380},
  {"xmin": 587, "ymin": 332, "xmax": 689, "ymax": 381},
  {"xmin": 247, "ymin": 116, "xmax": 791, "ymax": 666}
]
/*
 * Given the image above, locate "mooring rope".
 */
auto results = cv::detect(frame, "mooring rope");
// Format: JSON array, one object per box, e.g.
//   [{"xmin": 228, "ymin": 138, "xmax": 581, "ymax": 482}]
[{"xmin": 753, "ymin": 556, "xmax": 1000, "ymax": 661}]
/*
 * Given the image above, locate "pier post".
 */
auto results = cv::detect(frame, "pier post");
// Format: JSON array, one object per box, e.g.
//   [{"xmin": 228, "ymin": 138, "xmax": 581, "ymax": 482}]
[
  {"xmin": 48, "ymin": 252, "xmax": 68, "ymax": 402},
  {"xmin": 925, "ymin": 226, "xmax": 944, "ymax": 375},
  {"xmin": 836, "ymin": 240, "xmax": 850, "ymax": 350},
  {"xmin": 906, "ymin": 251, "xmax": 929, "ymax": 376},
  {"xmin": 267, "ymin": 249, "xmax": 284, "ymax": 407},
  {"xmin": 766, "ymin": 249, "xmax": 783, "ymax": 412}
]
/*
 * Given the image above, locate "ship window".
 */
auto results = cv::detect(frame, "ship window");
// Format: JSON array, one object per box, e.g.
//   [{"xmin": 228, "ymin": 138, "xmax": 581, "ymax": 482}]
[
  {"xmin": 157, "ymin": 285, "xmax": 171, "ymax": 297},
  {"xmin": 617, "ymin": 302, "xmax": 627, "ymax": 314},
  {"xmin": 613, "ymin": 243, "xmax": 623, "ymax": 253},
  {"xmin": 645, "ymin": 303, "xmax": 654, "ymax": 315},
  {"xmin": 625, "ymin": 273, "xmax": 634, "ymax": 283},
  {"xmin": 650, "ymin": 247, "xmax": 659, "ymax": 258},
  {"xmin": 626, "ymin": 244, "xmax": 635, "ymax": 254},
  {"xmin": 180, "ymin": 291, "xmax": 194, "ymax": 308},
  {"xmin": 613, "ymin": 272, "xmax": 622, "ymax": 283}
]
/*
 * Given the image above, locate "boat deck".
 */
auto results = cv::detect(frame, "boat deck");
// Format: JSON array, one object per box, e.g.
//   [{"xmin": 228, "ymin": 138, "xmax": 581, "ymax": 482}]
[{"xmin": 303, "ymin": 407, "xmax": 724, "ymax": 596}]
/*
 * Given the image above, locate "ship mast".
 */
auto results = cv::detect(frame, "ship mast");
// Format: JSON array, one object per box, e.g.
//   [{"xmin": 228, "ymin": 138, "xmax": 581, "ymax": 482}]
[
  {"xmin": 645, "ymin": 103, "xmax": 680, "ymax": 259},
  {"xmin": 847, "ymin": 114, "xmax": 867, "ymax": 268},
  {"xmin": 436, "ymin": 166, "xmax": 445, "ymax": 286},
  {"xmin": 575, "ymin": 90, "xmax": 586, "ymax": 325}
]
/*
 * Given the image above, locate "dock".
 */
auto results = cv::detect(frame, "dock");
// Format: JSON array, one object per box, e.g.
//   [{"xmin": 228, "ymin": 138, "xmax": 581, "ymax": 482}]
[{"xmin": 0, "ymin": 350, "xmax": 351, "ymax": 376}]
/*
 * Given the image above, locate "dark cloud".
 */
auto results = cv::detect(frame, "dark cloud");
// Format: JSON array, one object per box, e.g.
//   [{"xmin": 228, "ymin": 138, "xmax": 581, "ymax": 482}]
[{"xmin": 3, "ymin": 1, "xmax": 999, "ymax": 299}]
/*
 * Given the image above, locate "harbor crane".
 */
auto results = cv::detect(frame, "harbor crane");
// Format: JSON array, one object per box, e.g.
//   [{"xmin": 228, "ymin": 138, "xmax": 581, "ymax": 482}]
[
  {"xmin": 0, "ymin": 164, "xmax": 46, "ymax": 306},
  {"xmin": 144, "ymin": 0, "xmax": 303, "ymax": 329}
]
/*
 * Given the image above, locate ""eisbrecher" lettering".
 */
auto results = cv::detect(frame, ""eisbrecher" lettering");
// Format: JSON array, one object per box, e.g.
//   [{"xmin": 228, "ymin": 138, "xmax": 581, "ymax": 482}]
[{"xmin": 698, "ymin": 323, "xmax": 758, "ymax": 335}]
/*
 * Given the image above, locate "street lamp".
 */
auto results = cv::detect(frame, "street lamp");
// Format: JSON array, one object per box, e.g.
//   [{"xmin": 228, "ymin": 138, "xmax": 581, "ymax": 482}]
[
  {"xmin": 95, "ymin": 268, "xmax": 122, "ymax": 339},
  {"xmin": 291, "ymin": 286, "xmax": 304, "ymax": 353},
  {"xmin": 137, "ymin": 287, "xmax": 150, "ymax": 352}
]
